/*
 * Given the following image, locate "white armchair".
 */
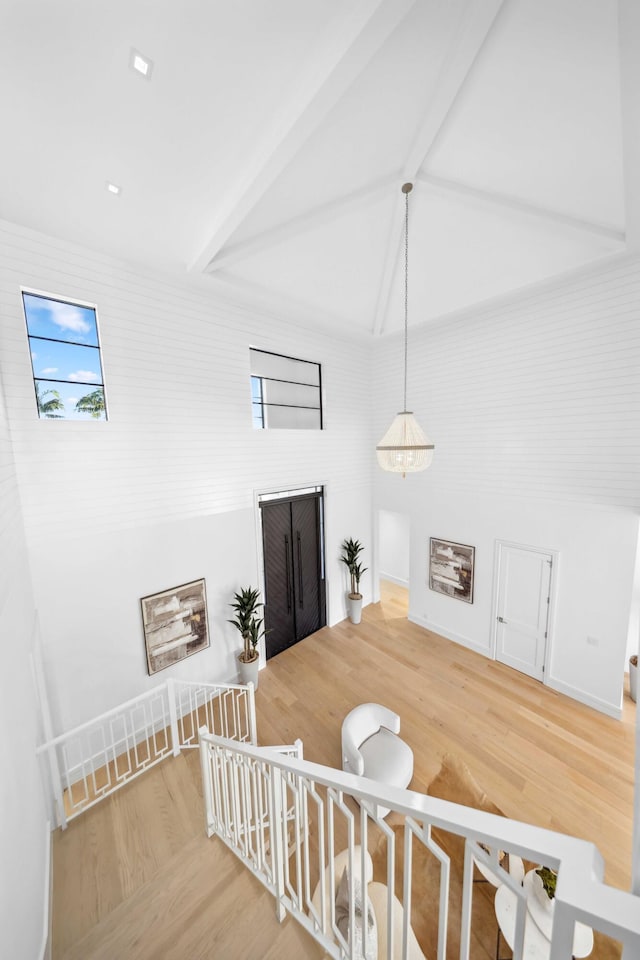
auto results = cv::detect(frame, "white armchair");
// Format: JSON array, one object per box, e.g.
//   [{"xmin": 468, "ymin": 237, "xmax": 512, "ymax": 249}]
[{"xmin": 341, "ymin": 703, "xmax": 414, "ymax": 818}]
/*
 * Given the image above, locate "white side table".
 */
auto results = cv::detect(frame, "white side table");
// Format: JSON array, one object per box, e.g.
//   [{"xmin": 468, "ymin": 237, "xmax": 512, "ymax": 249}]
[{"xmin": 494, "ymin": 871, "xmax": 593, "ymax": 960}]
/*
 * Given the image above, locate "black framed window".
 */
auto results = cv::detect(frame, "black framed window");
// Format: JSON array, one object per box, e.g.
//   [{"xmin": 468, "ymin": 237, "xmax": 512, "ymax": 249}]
[
  {"xmin": 22, "ymin": 290, "xmax": 107, "ymax": 421},
  {"xmin": 250, "ymin": 348, "xmax": 322, "ymax": 430}
]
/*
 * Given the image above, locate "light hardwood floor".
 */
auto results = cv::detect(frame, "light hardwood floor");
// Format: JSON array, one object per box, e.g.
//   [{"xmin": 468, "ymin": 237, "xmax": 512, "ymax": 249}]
[{"xmin": 52, "ymin": 581, "xmax": 636, "ymax": 959}]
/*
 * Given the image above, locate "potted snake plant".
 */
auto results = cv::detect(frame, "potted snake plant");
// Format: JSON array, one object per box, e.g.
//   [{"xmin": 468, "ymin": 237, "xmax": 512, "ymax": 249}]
[
  {"xmin": 340, "ymin": 538, "xmax": 368, "ymax": 624},
  {"xmin": 228, "ymin": 586, "xmax": 266, "ymax": 689}
]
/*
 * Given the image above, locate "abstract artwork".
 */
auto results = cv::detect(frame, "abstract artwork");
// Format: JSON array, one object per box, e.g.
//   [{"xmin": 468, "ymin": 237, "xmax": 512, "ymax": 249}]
[
  {"xmin": 140, "ymin": 578, "xmax": 209, "ymax": 675},
  {"xmin": 429, "ymin": 539, "xmax": 475, "ymax": 603}
]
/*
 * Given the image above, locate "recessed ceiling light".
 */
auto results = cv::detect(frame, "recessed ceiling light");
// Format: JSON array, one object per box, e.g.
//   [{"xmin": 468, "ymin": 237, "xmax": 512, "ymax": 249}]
[
  {"xmin": 106, "ymin": 181, "xmax": 121, "ymax": 196},
  {"xmin": 129, "ymin": 48, "xmax": 154, "ymax": 80}
]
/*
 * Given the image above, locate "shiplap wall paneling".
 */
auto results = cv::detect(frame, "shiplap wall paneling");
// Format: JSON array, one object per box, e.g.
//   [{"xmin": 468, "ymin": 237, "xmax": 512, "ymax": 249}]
[
  {"xmin": 373, "ymin": 254, "xmax": 640, "ymax": 717},
  {"xmin": 0, "ymin": 217, "xmax": 374, "ymax": 731},
  {"xmin": 374, "ymin": 256, "xmax": 640, "ymax": 508},
  {"xmin": 0, "ymin": 372, "xmax": 50, "ymax": 959},
  {"xmin": 0, "ymin": 219, "xmax": 373, "ymax": 544}
]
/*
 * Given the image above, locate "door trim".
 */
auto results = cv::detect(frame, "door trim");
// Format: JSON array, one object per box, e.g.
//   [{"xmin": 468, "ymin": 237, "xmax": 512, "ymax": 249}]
[
  {"xmin": 491, "ymin": 540, "xmax": 559, "ymax": 684},
  {"xmin": 254, "ymin": 484, "xmax": 327, "ymax": 657}
]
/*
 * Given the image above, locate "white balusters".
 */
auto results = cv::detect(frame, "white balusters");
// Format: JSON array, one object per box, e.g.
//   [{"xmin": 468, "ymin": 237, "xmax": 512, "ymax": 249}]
[
  {"xmin": 199, "ymin": 731, "xmax": 640, "ymax": 960},
  {"xmin": 37, "ymin": 678, "xmax": 257, "ymax": 826}
]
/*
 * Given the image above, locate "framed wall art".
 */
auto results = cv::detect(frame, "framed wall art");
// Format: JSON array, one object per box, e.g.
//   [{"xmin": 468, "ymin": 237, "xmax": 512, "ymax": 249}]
[
  {"xmin": 140, "ymin": 578, "xmax": 209, "ymax": 675},
  {"xmin": 429, "ymin": 538, "xmax": 475, "ymax": 603}
]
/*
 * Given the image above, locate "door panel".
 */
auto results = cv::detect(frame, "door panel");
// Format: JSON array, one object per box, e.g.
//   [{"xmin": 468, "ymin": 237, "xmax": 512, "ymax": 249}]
[
  {"xmin": 262, "ymin": 501, "xmax": 296, "ymax": 659},
  {"xmin": 291, "ymin": 497, "xmax": 321, "ymax": 642},
  {"xmin": 496, "ymin": 545, "xmax": 552, "ymax": 681}
]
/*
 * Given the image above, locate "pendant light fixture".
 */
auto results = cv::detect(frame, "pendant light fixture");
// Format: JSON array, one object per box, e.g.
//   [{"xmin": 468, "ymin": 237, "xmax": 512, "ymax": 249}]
[{"xmin": 376, "ymin": 182, "xmax": 434, "ymax": 477}]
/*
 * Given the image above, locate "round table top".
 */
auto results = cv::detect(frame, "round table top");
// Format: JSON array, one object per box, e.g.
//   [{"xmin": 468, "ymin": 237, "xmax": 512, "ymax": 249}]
[{"xmin": 494, "ymin": 871, "xmax": 593, "ymax": 960}]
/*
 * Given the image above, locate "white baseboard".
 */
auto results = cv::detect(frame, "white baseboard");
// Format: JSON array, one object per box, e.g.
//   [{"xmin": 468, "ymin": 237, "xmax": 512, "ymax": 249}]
[
  {"xmin": 379, "ymin": 573, "xmax": 409, "ymax": 588},
  {"xmin": 546, "ymin": 675, "xmax": 622, "ymax": 720},
  {"xmin": 409, "ymin": 614, "xmax": 491, "ymax": 658},
  {"xmin": 411, "ymin": 614, "xmax": 622, "ymax": 720},
  {"xmin": 39, "ymin": 819, "xmax": 52, "ymax": 960}
]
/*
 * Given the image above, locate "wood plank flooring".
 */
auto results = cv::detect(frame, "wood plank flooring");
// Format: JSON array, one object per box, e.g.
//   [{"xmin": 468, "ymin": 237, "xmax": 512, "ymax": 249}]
[{"xmin": 52, "ymin": 581, "xmax": 636, "ymax": 959}]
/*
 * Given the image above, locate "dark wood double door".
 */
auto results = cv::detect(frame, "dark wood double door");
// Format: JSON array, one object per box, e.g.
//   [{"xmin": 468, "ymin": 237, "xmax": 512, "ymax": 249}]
[{"xmin": 260, "ymin": 492, "xmax": 325, "ymax": 660}]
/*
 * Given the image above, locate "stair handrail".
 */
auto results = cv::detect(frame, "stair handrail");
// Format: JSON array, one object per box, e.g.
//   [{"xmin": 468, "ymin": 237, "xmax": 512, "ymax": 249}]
[
  {"xmin": 36, "ymin": 678, "xmax": 256, "ymax": 828},
  {"xmin": 200, "ymin": 731, "xmax": 640, "ymax": 960}
]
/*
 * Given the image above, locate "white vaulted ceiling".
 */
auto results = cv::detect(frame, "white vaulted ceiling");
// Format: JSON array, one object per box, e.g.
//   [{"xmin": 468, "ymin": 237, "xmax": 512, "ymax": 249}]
[{"xmin": 0, "ymin": 0, "xmax": 633, "ymax": 335}]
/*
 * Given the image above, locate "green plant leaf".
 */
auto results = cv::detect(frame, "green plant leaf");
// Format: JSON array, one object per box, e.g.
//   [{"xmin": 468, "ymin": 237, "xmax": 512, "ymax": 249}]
[{"xmin": 535, "ymin": 866, "xmax": 557, "ymax": 899}]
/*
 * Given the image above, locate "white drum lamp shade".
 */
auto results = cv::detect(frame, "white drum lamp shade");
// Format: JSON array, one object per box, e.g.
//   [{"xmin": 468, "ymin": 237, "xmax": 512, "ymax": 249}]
[{"xmin": 376, "ymin": 411, "xmax": 434, "ymax": 474}]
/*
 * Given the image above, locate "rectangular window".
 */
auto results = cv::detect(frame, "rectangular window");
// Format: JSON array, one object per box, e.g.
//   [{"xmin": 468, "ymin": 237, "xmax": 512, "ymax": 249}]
[
  {"xmin": 22, "ymin": 290, "xmax": 107, "ymax": 421},
  {"xmin": 250, "ymin": 348, "xmax": 322, "ymax": 430}
]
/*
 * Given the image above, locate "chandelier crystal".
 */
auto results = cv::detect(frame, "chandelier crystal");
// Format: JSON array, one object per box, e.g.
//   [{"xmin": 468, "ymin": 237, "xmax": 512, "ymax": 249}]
[{"xmin": 376, "ymin": 182, "xmax": 434, "ymax": 477}]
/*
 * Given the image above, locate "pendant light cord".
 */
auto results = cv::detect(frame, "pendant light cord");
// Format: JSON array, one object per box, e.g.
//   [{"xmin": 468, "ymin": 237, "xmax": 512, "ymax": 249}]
[{"xmin": 403, "ymin": 185, "xmax": 409, "ymax": 413}]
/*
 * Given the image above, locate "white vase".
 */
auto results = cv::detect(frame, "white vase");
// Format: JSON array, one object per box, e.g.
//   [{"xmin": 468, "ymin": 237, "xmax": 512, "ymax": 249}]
[
  {"xmin": 348, "ymin": 594, "xmax": 363, "ymax": 624},
  {"xmin": 238, "ymin": 654, "xmax": 259, "ymax": 690},
  {"xmin": 630, "ymin": 658, "xmax": 637, "ymax": 703},
  {"xmin": 531, "ymin": 871, "xmax": 555, "ymax": 914}
]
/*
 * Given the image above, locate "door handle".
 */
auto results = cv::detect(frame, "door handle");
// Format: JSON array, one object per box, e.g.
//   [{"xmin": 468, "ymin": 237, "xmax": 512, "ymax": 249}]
[
  {"xmin": 497, "ymin": 616, "xmax": 507, "ymax": 624},
  {"xmin": 284, "ymin": 535, "xmax": 292, "ymax": 614},
  {"xmin": 296, "ymin": 531, "xmax": 304, "ymax": 608}
]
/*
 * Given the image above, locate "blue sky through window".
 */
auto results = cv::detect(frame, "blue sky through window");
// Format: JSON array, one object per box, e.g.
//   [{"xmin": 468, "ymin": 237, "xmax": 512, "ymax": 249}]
[
  {"xmin": 23, "ymin": 293, "xmax": 99, "ymax": 346},
  {"xmin": 251, "ymin": 375, "xmax": 264, "ymax": 428},
  {"xmin": 23, "ymin": 292, "xmax": 107, "ymax": 421}
]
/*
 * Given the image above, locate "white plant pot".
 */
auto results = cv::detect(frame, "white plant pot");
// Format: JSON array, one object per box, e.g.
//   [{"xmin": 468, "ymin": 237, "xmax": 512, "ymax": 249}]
[
  {"xmin": 348, "ymin": 594, "xmax": 363, "ymax": 624},
  {"xmin": 531, "ymin": 870, "xmax": 555, "ymax": 914},
  {"xmin": 238, "ymin": 654, "xmax": 259, "ymax": 690},
  {"xmin": 630, "ymin": 658, "xmax": 637, "ymax": 703}
]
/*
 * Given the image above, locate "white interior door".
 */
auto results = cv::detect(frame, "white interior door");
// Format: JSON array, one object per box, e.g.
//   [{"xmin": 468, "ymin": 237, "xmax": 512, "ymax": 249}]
[{"xmin": 495, "ymin": 543, "xmax": 553, "ymax": 681}]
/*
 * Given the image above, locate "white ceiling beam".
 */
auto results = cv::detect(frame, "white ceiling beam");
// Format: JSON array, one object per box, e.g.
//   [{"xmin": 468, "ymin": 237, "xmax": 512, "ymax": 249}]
[
  {"xmin": 207, "ymin": 176, "xmax": 392, "ymax": 273},
  {"xmin": 188, "ymin": 0, "xmax": 417, "ymax": 274},
  {"xmin": 372, "ymin": 0, "xmax": 507, "ymax": 335},
  {"xmin": 417, "ymin": 171, "xmax": 626, "ymax": 244},
  {"xmin": 619, "ymin": 0, "xmax": 640, "ymax": 254},
  {"xmin": 371, "ymin": 202, "xmax": 405, "ymax": 337}
]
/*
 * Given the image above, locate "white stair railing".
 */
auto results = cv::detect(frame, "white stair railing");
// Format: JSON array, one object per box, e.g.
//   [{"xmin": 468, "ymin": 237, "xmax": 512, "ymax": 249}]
[
  {"xmin": 199, "ymin": 731, "xmax": 640, "ymax": 960},
  {"xmin": 37, "ymin": 678, "xmax": 256, "ymax": 828}
]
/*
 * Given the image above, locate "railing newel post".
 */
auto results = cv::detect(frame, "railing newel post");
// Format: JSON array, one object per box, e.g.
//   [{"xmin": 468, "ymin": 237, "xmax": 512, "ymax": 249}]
[
  {"xmin": 271, "ymin": 764, "xmax": 287, "ymax": 922},
  {"xmin": 48, "ymin": 742, "xmax": 67, "ymax": 830},
  {"xmin": 460, "ymin": 841, "xmax": 474, "ymax": 960},
  {"xmin": 199, "ymin": 726, "xmax": 216, "ymax": 837},
  {"xmin": 247, "ymin": 681, "xmax": 257, "ymax": 745},
  {"xmin": 167, "ymin": 679, "xmax": 181, "ymax": 756}
]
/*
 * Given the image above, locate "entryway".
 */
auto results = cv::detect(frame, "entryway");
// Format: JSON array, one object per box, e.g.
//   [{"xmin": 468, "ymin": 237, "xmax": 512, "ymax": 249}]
[
  {"xmin": 259, "ymin": 488, "xmax": 326, "ymax": 659},
  {"xmin": 380, "ymin": 579, "xmax": 409, "ymax": 618},
  {"xmin": 493, "ymin": 541, "xmax": 556, "ymax": 682},
  {"xmin": 378, "ymin": 508, "xmax": 410, "ymax": 611}
]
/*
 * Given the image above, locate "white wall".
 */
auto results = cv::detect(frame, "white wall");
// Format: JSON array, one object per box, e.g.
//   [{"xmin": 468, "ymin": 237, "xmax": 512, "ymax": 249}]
[
  {"xmin": 374, "ymin": 255, "xmax": 640, "ymax": 718},
  {"xmin": 0, "ymin": 371, "xmax": 50, "ymax": 959},
  {"xmin": 378, "ymin": 509, "xmax": 410, "ymax": 585},
  {"xmin": 627, "ymin": 533, "xmax": 640, "ymax": 669},
  {"xmin": 398, "ymin": 487, "xmax": 636, "ymax": 717},
  {"xmin": 0, "ymin": 219, "xmax": 374, "ymax": 732}
]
